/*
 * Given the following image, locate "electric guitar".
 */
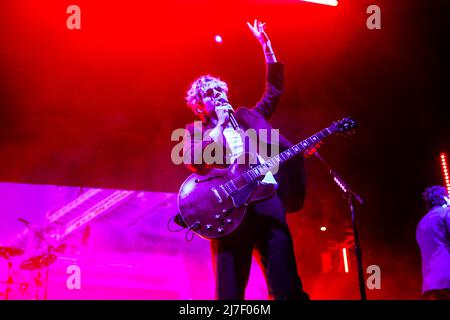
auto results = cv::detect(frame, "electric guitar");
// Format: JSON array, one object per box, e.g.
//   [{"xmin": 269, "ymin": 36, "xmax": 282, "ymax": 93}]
[{"xmin": 177, "ymin": 117, "xmax": 357, "ymax": 239}]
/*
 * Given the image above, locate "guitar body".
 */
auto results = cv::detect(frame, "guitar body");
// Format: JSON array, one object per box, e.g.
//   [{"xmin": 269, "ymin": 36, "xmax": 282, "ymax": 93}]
[{"xmin": 177, "ymin": 153, "xmax": 276, "ymax": 239}]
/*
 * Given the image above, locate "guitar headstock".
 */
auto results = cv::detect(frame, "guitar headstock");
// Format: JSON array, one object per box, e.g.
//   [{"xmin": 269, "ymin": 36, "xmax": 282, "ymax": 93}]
[{"xmin": 329, "ymin": 117, "xmax": 358, "ymax": 136}]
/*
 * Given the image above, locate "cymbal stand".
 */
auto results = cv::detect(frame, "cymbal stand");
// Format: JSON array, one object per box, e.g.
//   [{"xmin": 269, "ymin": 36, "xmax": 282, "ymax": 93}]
[
  {"xmin": 44, "ymin": 248, "xmax": 51, "ymax": 300},
  {"xmin": 4, "ymin": 259, "xmax": 13, "ymax": 300}
]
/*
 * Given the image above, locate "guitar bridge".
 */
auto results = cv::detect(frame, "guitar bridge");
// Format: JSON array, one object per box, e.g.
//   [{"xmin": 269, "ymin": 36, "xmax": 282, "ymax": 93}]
[{"xmin": 211, "ymin": 187, "xmax": 223, "ymax": 203}]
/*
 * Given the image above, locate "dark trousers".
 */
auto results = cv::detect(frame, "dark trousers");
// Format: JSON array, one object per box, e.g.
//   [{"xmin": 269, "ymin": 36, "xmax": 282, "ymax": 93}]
[{"xmin": 210, "ymin": 194, "xmax": 309, "ymax": 300}]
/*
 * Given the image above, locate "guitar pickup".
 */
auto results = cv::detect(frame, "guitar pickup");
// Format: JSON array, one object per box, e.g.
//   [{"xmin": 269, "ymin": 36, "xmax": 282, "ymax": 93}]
[{"xmin": 211, "ymin": 187, "xmax": 223, "ymax": 203}]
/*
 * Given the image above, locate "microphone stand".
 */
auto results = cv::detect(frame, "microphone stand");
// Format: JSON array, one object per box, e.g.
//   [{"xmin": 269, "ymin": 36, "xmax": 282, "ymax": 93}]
[
  {"xmin": 217, "ymin": 98, "xmax": 240, "ymax": 131},
  {"xmin": 228, "ymin": 111, "xmax": 240, "ymax": 131},
  {"xmin": 18, "ymin": 219, "xmax": 56, "ymax": 252},
  {"xmin": 312, "ymin": 151, "xmax": 367, "ymax": 300}
]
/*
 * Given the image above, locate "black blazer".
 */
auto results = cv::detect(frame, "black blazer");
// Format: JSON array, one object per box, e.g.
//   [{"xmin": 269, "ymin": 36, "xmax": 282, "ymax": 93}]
[{"xmin": 183, "ymin": 63, "xmax": 306, "ymax": 213}]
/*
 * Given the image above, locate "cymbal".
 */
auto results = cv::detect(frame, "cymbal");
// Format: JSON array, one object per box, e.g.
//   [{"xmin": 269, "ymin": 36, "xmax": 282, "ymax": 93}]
[
  {"xmin": 20, "ymin": 254, "xmax": 57, "ymax": 270},
  {"xmin": 0, "ymin": 246, "xmax": 24, "ymax": 258}
]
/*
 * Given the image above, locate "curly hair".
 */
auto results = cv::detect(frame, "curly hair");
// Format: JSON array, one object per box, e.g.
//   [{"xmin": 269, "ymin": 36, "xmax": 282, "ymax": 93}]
[
  {"xmin": 185, "ymin": 75, "xmax": 228, "ymax": 112},
  {"xmin": 422, "ymin": 185, "xmax": 448, "ymax": 211}
]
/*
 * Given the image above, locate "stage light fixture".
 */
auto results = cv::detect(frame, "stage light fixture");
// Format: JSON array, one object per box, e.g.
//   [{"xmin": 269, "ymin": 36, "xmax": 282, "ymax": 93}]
[{"xmin": 300, "ymin": 0, "xmax": 338, "ymax": 6}]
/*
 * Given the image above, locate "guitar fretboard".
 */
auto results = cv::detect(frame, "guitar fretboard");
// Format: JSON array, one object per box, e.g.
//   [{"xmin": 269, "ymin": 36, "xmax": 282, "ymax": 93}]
[{"xmin": 220, "ymin": 127, "xmax": 333, "ymax": 194}]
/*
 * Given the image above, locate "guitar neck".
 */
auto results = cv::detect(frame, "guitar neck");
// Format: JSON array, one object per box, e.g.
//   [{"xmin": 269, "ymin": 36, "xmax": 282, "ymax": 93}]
[
  {"xmin": 221, "ymin": 116, "xmax": 355, "ymax": 193},
  {"xmin": 242, "ymin": 127, "xmax": 333, "ymax": 181}
]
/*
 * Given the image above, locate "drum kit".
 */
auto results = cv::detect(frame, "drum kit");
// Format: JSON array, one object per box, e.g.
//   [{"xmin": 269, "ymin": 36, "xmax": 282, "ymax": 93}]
[{"xmin": 0, "ymin": 245, "xmax": 58, "ymax": 300}]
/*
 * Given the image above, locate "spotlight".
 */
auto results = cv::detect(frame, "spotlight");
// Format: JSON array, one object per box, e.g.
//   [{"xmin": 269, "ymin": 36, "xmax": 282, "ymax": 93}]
[
  {"xmin": 320, "ymin": 226, "xmax": 327, "ymax": 231},
  {"xmin": 300, "ymin": 0, "xmax": 338, "ymax": 6},
  {"xmin": 214, "ymin": 35, "xmax": 223, "ymax": 43}
]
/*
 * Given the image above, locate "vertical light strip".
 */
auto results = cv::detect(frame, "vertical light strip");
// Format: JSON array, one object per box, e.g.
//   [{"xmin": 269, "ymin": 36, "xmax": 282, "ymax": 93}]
[
  {"xmin": 441, "ymin": 152, "xmax": 450, "ymax": 196},
  {"xmin": 342, "ymin": 248, "xmax": 349, "ymax": 273}
]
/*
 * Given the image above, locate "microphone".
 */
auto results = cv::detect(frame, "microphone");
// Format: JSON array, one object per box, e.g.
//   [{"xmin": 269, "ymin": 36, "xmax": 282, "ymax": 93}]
[
  {"xmin": 18, "ymin": 218, "xmax": 31, "ymax": 225},
  {"xmin": 217, "ymin": 98, "xmax": 233, "ymax": 111},
  {"xmin": 217, "ymin": 98, "xmax": 240, "ymax": 130}
]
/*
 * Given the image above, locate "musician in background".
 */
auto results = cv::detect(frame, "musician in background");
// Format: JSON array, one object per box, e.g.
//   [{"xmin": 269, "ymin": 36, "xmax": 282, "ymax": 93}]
[
  {"xmin": 182, "ymin": 20, "xmax": 309, "ymax": 300},
  {"xmin": 416, "ymin": 185, "xmax": 450, "ymax": 300}
]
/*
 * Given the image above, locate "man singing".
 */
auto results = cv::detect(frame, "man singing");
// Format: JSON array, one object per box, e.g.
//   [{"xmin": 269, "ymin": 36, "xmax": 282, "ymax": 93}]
[{"xmin": 182, "ymin": 20, "xmax": 309, "ymax": 300}]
